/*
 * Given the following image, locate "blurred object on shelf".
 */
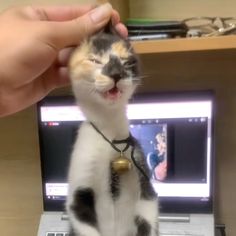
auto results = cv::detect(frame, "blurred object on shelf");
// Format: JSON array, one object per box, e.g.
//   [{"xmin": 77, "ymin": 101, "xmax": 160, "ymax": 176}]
[
  {"xmin": 126, "ymin": 18, "xmax": 188, "ymax": 41},
  {"xmin": 183, "ymin": 17, "xmax": 236, "ymax": 37}
]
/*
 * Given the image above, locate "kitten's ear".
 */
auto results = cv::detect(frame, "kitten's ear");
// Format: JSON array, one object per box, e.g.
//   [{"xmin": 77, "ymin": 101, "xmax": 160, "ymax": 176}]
[{"xmin": 103, "ymin": 20, "xmax": 119, "ymax": 36}]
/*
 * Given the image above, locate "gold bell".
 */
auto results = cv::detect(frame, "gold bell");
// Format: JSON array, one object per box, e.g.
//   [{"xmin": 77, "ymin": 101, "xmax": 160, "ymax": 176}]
[{"xmin": 112, "ymin": 154, "xmax": 132, "ymax": 174}]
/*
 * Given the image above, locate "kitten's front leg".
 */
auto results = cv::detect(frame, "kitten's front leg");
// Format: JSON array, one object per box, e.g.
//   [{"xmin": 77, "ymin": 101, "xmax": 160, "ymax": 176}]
[
  {"xmin": 68, "ymin": 187, "xmax": 101, "ymax": 236},
  {"xmin": 135, "ymin": 174, "xmax": 159, "ymax": 236},
  {"xmin": 135, "ymin": 177, "xmax": 159, "ymax": 236},
  {"xmin": 135, "ymin": 199, "xmax": 159, "ymax": 236},
  {"xmin": 133, "ymin": 143, "xmax": 159, "ymax": 236}
]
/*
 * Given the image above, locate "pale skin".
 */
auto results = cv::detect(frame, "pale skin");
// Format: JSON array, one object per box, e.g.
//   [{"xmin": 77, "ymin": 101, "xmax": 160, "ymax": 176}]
[{"xmin": 0, "ymin": 3, "xmax": 128, "ymax": 117}]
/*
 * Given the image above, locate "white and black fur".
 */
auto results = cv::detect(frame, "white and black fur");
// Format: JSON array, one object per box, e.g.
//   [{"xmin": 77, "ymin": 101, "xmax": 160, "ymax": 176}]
[{"xmin": 67, "ymin": 30, "xmax": 159, "ymax": 236}]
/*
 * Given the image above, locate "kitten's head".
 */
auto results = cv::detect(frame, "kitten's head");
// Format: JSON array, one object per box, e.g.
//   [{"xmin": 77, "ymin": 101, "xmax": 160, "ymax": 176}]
[{"xmin": 69, "ymin": 31, "xmax": 139, "ymax": 108}]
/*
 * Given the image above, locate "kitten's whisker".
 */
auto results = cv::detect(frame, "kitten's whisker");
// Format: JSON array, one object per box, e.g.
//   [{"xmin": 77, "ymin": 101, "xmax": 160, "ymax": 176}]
[
  {"xmin": 88, "ymin": 87, "xmax": 96, "ymax": 95},
  {"xmin": 134, "ymin": 75, "xmax": 150, "ymax": 80},
  {"xmin": 127, "ymin": 45, "xmax": 134, "ymax": 53},
  {"xmin": 134, "ymin": 79, "xmax": 143, "ymax": 84},
  {"xmin": 131, "ymin": 79, "xmax": 142, "ymax": 82},
  {"xmin": 81, "ymin": 80, "xmax": 94, "ymax": 86},
  {"xmin": 124, "ymin": 64, "xmax": 136, "ymax": 69}
]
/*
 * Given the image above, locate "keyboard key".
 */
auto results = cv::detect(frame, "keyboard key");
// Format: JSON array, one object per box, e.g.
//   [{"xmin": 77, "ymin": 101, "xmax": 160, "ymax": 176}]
[
  {"xmin": 46, "ymin": 233, "xmax": 55, "ymax": 236},
  {"xmin": 65, "ymin": 234, "xmax": 69, "ymax": 236},
  {"xmin": 160, "ymin": 234, "xmax": 196, "ymax": 236},
  {"xmin": 56, "ymin": 234, "xmax": 64, "ymax": 236}
]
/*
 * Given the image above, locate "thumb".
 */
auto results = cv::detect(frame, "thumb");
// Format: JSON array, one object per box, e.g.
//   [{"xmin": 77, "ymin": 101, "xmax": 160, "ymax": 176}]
[{"xmin": 49, "ymin": 3, "xmax": 113, "ymax": 48}]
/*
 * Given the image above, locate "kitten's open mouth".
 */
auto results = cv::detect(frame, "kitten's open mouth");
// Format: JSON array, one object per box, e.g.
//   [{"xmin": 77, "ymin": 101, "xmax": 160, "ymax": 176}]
[{"xmin": 103, "ymin": 86, "xmax": 122, "ymax": 100}]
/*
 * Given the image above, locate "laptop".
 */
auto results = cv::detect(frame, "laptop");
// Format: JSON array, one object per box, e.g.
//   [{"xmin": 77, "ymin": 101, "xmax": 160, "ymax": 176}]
[{"xmin": 37, "ymin": 91, "xmax": 215, "ymax": 236}]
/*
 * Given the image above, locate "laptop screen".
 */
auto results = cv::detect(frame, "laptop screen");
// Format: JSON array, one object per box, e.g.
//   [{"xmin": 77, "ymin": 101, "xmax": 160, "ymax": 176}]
[{"xmin": 37, "ymin": 91, "xmax": 214, "ymax": 214}]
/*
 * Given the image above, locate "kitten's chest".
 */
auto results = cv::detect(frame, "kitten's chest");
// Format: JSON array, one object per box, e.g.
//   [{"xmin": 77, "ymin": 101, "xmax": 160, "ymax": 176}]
[{"xmin": 76, "ymin": 122, "xmax": 139, "ymax": 188}]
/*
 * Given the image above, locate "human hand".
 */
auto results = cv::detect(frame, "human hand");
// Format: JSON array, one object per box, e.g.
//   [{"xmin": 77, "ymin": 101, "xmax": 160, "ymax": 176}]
[{"xmin": 0, "ymin": 3, "xmax": 128, "ymax": 117}]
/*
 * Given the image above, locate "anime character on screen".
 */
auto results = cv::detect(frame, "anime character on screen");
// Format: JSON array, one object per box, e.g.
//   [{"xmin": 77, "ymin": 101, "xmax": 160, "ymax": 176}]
[{"xmin": 147, "ymin": 127, "xmax": 167, "ymax": 181}]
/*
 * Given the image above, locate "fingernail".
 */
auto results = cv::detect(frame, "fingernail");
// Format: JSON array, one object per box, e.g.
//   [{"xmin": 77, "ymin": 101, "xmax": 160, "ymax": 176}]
[{"xmin": 90, "ymin": 3, "xmax": 112, "ymax": 23}]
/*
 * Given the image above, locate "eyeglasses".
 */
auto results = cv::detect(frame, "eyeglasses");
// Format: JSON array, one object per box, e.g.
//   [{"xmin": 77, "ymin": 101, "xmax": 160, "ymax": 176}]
[{"xmin": 183, "ymin": 17, "xmax": 236, "ymax": 37}]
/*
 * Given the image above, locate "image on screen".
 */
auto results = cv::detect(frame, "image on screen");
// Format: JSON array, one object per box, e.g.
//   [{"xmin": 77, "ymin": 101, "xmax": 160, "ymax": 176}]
[{"xmin": 130, "ymin": 122, "xmax": 168, "ymax": 182}]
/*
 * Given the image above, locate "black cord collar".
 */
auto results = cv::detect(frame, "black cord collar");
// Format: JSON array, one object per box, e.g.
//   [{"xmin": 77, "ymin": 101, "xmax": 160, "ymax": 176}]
[
  {"xmin": 89, "ymin": 121, "xmax": 134, "ymax": 153},
  {"xmin": 89, "ymin": 121, "xmax": 149, "ymax": 180}
]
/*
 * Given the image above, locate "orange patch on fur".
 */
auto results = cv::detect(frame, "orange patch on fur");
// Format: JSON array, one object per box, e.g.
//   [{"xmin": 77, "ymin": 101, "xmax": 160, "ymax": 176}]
[
  {"xmin": 111, "ymin": 41, "xmax": 130, "ymax": 59},
  {"xmin": 69, "ymin": 40, "xmax": 91, "ymax": 70},
  {"xmin": 70, "ymin": 60, "xmax": 94, "ymax": 81},
  {"xmin": 69, "ymin": 40, "xmax": 96, "ymax": 80}
]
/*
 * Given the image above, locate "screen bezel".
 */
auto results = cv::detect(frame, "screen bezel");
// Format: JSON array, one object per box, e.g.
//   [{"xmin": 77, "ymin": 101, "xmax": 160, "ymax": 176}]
[{"xmin": 37, "ymin": 90, "xmax": 215, "ymax": 214}]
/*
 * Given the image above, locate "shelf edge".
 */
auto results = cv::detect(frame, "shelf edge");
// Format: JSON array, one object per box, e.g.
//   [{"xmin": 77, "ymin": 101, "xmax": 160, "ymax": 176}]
[{"xmin": 131, "ymin": 35, "xmax": 236, "ymax": 54}]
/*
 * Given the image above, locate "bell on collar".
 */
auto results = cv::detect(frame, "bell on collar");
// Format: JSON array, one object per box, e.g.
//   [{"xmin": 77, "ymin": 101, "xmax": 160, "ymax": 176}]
[{"xmin": 112, "ymin": 153, "xmax": 132, "ymax": 174}]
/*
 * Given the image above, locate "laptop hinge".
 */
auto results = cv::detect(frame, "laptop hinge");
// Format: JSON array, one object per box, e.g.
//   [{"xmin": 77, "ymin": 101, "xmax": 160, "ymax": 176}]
[
  {"xmin": 61, "ymin": 213, "xmax": 191, "ymax": 223},
  {"xmin": 159, "ymin": 214, "xmax": 190, "ymax": 223}
]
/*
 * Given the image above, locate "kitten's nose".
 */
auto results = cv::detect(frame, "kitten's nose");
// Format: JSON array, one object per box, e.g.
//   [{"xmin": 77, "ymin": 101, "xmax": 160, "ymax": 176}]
[
  {"xmin": 102, "ymin": 55, "xmax": 124, "ymax": 83},
  {"xmin": 110, "ymin": 72, "xmax": 122, "ymax": 83}
]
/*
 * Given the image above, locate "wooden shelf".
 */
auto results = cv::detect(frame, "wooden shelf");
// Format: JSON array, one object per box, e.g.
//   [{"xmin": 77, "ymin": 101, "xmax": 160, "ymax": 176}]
[
  {"xmin": 97, "ymin": 1, "xmax": 236, "ymax": 54},
  {"xmin": 131, "ymin": 35, "xmax": 236, "ymax": 54}
]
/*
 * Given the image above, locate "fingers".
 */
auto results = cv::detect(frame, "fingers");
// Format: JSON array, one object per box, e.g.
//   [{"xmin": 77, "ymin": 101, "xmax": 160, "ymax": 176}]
[
  {"xmin": 115, "ymin": 22, "xmax": 128, "ymax": 38},
  {"xmin": 111, "ymin": 9, "xmax": 128, "ymax": 38},
  {"xmin": 31, "ymin": 4, "xmax": 125, "ymax": 36},
  {"xmin": 30, "ymin": 5, "xmax": 96, "ymax": 21},
  {"xmin": 111, "ymin": 9, "xmax": 120, "ymax": 25},
  {"xmin": 57, "ymin": 47, "xmax": 75, "ymax": 66},
  {"xmin": 46, "ymin": 3, "xmax": 114, "ymax": 48},
  {"xmin": 15, "ymin": 3, "xmax": 127, "ymax": 48}
]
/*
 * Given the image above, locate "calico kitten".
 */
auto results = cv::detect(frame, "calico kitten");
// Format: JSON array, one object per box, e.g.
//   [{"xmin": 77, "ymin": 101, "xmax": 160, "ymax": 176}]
[{"xmin": 67, "ymin": 30, "xmax": 159, "ymax": 236}]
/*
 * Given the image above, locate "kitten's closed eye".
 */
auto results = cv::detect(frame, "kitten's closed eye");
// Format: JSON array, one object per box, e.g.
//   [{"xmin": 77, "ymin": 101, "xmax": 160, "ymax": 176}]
[
  {"xmin": 88, "ymin": 57, "xmax": 102, "ymax": 65},
  {"xmin": 123, "ymin": 56, "xmax": 137, "ymax": 68},
  {"xmin": 87, "ymin": 55, "xmax": 137, "ymax": 70}
]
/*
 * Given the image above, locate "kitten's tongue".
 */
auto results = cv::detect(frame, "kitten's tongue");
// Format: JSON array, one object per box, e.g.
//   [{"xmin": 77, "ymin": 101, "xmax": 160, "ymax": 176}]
[{"xmin": 104, "ymin": 87, "xmax": 121, "ymax": 100}]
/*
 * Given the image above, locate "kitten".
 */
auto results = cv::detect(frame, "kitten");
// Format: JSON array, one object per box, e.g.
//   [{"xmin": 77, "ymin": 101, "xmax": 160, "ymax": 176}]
[{"xmin": 67, "ymin": 29, "xmax": 159, "ymax": 236}]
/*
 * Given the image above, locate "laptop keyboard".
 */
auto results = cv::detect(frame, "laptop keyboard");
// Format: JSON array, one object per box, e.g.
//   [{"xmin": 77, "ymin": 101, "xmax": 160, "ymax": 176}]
[
  {"xmin": 46, "ymin": 233, "xmax": 69, "ymax": 236},
  {"xmin": 46, "ymin": 233, "xmax": 202, "ymax": 236},
  {"xmin": 161, "ymin": 234, "xmax": 203, "ymax": 236}
]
